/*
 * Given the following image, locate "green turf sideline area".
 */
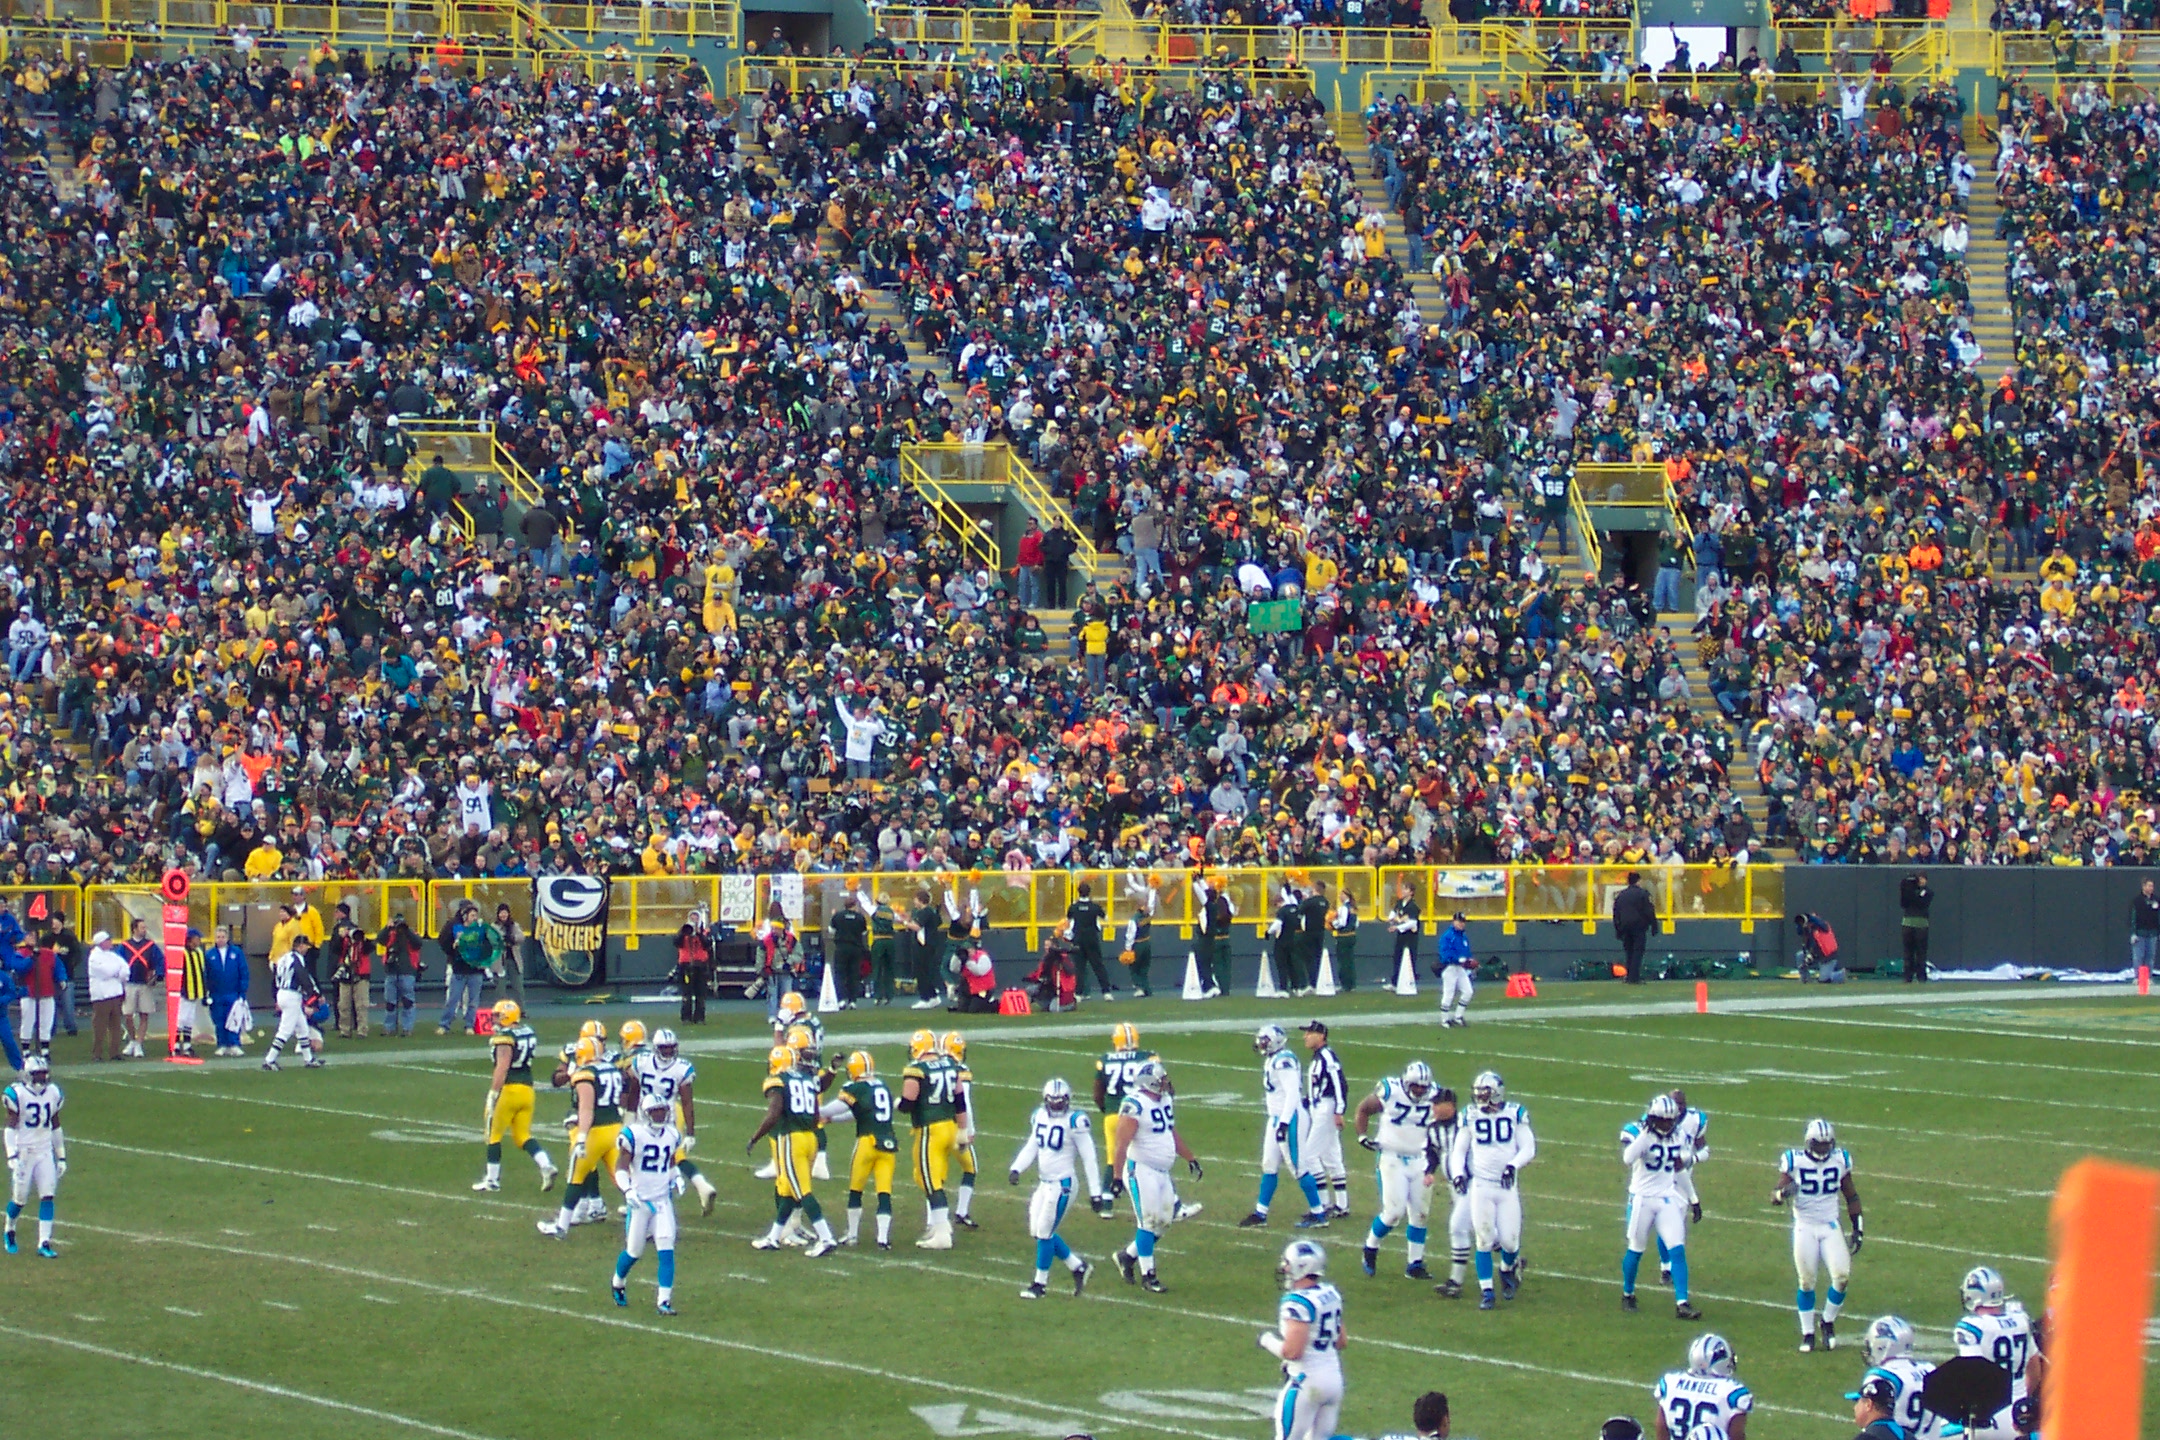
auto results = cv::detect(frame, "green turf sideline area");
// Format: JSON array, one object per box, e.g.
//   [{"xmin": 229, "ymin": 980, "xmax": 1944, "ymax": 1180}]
[{"xmin": 13, "ymin": 982, "xmax": 2153, "ymax": 1439}]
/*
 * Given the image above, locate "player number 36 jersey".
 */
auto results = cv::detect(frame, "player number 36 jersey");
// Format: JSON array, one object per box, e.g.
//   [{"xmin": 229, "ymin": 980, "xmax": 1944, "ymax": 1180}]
[
  {"xmin": 1653, "ymin": 1370, "xmax": 1752, "ymax": 1436},
  {"xmin": 1781, "ymin": 1145, "xmax": 1852, "ymax": 1224},
  {"xmin": 1119, "ymin": 1093, "xmax": 1177, "ymax": 1168}
]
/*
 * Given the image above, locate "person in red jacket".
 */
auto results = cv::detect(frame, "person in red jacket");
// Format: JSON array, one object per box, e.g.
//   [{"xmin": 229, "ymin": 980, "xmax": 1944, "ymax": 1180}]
[
  {"xmin": 19, "ymin": 931, "xmax": 59, "ymax": 1056},
  {"xmin": 1016, "ymin": 518, "xmax": 1046, "ymax": 610}
]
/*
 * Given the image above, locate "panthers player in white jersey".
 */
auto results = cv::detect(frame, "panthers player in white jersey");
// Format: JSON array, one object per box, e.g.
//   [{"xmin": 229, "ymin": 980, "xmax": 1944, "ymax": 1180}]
[
  {"xmin": 3, "ymin": 1053, "xmax": 63, "ymax": 1257},
  {"xmin": 1653, "ymin": 1333, "xmax": 1752, "ymax": 1440},
  {"xmin": 1450, "ymin": 1070, "xmax": 1534, "ymax": 1310},
  {"xmin": 1423, "ymin": 1086, "xmax": 1474, "ymax": 1298},
  {"xmin": 1854, "ymin": 1316, "xmax": 1935, "ymax": 1438},
  {"xmin": 1109, "ymin": 1058, "xmax": 1203, "ymax": 1294},
  {"xmin": 632, "ymin": 1029, "xmax": 719, "ymax": 1214},
  {"xmin": 1621, "ymin": 1094, "xmax": 1703, "ymax": 1320},
  {"xmin": 1239, "ymin": 1026, "xmax": 1329, "ymax": 1230},
  {"xmin": 1774, "ymin": 1118, "xmax": 1863, "ymax": 1351},
  {"xmin": 1661, "ymin": 1090, "xmax": 1708, "ymax": 1286},
  {"xmin": 611, "ymin": 1094, "xmax": 684, "ymax": 1314},
  {"xmin": 1260, "ymin": 1240, "xmax": 1346, "ymax": 1440},
  {"xmin": 1355, "ymin": 1061, "xmax": 1439, "ymax": 1281},
  {"xmin": 1008, "ymin": 1077, "xmax": 1101, "ymax": 1299},
  {"xmin": 1951, "ymin": 1266, "xmax": 2038, "ymax": 1440}
]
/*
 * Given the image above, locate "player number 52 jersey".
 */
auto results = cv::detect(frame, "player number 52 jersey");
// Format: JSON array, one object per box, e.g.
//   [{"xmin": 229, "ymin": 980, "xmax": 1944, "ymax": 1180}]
[
  {"xmin": 2, "ymin": 1083, "xmax": 61, "ymax": 1147},
  {"xmin": 1278, "ymin": 1284, "xmax": 1345, "ymax": 1381},
  {"xmin": 1370, "ymin": 1078, "xmax": 1433, "ymax": 1159},
  {"xmin": 1452, "ymin": 1102, "xmax": 1535, "ymax": 1182},
  {"xmin": 1780, "ymin": 1146, "xmax": 1852, "ymax": 1224},
  {"xmin": 1653, "ymin": 1370, "xmax": 1753, "ymax": 1436},
  {"xmin": 1119, "ymin": 1093, "xmax": 1178, "ymax": 1168}
]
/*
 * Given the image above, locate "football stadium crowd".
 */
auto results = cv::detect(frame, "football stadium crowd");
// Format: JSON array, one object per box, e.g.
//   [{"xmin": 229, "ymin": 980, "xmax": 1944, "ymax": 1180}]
[{"xmin": 0, "ymin": 42, "xmax": 2155, "ymax": 890}]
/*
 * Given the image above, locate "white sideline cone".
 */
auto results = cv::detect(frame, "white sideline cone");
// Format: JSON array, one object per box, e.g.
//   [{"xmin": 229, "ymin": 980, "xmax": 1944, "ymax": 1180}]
[
  {"xmin": 1181, "ymin": 950, "xmax": 1206, "ymax": 1000},
  {"xmin": 1393, "ymin": 947, "xmax": 1419, "ymax": 996},
  {"xmin": 817, "ymin": 960, "xmax": 842, "ymax": 1014},
  {"xmin": 1314, "ymin": 948, "xmax": 1339, "ymax": 997},
  {"xmin": 1255, "ymin": 948, "xmax": 1282, "ymax": 998}
]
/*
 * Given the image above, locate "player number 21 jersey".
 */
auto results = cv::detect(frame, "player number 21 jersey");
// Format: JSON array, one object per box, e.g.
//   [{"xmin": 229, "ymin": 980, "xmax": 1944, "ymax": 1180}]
[{"xmin": 618, "ymin": 1120, "xmax": 682, "ymax": 1201}]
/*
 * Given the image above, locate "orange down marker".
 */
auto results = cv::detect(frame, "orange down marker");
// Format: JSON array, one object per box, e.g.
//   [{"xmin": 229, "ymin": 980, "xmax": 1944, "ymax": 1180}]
[{"xmin": 2047, "ymin": 1157, "xmax": 2160, "ymax": 1440}]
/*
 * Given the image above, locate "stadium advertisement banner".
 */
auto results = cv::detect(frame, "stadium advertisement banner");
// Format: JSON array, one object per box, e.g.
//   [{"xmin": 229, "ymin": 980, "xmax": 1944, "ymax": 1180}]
[
  {"xmin": 534, "ymin": 876, "xmax": 610, "ymax": 987},
  {"xmin": 1640, "ymin": 0, "xmax": 1767, "ymax": 25}
]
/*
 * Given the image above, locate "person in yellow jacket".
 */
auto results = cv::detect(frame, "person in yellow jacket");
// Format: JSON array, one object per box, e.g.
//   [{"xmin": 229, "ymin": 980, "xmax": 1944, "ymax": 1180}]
[{"xmin": 2040, "ymin": 578, "xmax": 2077, "ymax": 620}]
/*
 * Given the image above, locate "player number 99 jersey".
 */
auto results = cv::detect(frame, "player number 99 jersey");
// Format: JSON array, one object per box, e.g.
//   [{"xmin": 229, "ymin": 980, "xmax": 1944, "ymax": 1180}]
[{"xmin": 1119, "ymin": 1093, "xmax": 1177, "ymax": 1168}]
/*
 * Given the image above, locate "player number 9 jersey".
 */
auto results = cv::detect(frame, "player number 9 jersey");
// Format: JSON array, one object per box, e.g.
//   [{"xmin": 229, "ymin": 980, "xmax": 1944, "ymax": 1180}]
[{"xmin": 1119, "ymin": 1093, "xmax": 1177, "ymax": 1168}]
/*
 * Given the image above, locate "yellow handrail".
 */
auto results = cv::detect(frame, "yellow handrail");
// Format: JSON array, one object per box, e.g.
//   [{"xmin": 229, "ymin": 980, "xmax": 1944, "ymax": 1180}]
[
  {"xmin": 1568, "ymin": 478, "xmax": 1603, "ymax": 579},
  {"xmin": 898, "ymin": 450, "xmax": 1004, "ymax": 576},
  {"xmin": 903, "ymin": 442, "xmax": 1102, "ymax": 591},
  {"xmin": 1006, "ymin": 452, "xmax": 1101, "ymax": 591}
]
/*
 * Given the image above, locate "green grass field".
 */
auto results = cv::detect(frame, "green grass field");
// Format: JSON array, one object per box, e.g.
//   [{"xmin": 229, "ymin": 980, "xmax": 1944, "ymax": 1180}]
[{"xmin": 12, "ymin": 980, "xmax": 2157, "ymax": 1440}]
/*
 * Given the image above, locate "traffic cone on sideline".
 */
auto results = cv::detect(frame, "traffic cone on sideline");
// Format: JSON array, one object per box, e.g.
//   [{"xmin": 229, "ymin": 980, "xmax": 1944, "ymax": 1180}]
[
  {"xmin": 1182, "ymin": 950, "xmax": 1206, "ymax": 1000},
  {"xmin": 1255, "ymin": 948, "xmax": 1282, "ymax": 998},
  {"xmin": 1393, "ymin": 948, "xmax": 1418, "ymax": 997},
  {"xmin": 817, "ymin": 960, "xmax": 843, "ymax": 1014},
  {"xmin": 1314, "ymin": 948, "xmax": 1338, "ymax": 997}
]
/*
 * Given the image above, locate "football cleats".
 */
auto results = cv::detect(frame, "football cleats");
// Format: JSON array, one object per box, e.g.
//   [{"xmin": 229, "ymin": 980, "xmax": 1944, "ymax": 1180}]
[
  {"xmin": 908, "ymin": 1029, "xmax": 939, "ymax": 1061},
  {"xmin": 1804, "ymin": 1118, "xmax": 1837, "ymax": 1160},
  {"xmin": 1647, "ymin": 1093, "xmax": 1682, "ymax": 1136},
  {"xmin": 845, "ymin": 1050, "xmax": 876, "ymax": 1082},
  {"xmin": 1111, "ymin": 1021, "xmax": 1140, "ymax": 1052},
  {"xmin": 1042, "ymin": 1078, "xmax": 1073, "ymax": 1114},
  {"xmin": 652, "ymin": 1028, "xmax": 678, "ymax": 1060},
  {"xmin": 1863, "ymin": 1315, "xmax": 1916, "ymax": 1365},
  {"xmin": 491, "ymin": 1000, "xmax": 522, "ymax": 1029},
  {"xmin": 1277, "ymin": 1239, "xmax": 1327, "ymax": 1284},
  {"xmin": 776, "ymin": 991, "xmax": 809, "ymax": 1027},
  {"xmin": 1961, "ymin": 1265, "xmax": 2007, "ymax": 1313},
  {"xmin": 1253, "ymin": 1024, "xmax": 1287, "ymax": 1055},
  {"xmin": 784, "ymin": 1024, "xmax": 819, "ymax": 1065},
  {"xmin": 1401, "ymin": 1060, "xmax": 1436, "ymax": 1102},
  {"xmin": 1687, "ymin": 1333, "xmax": 1737, "ymax": 1379},
  {"xmin": 939, "ymin": 1031, "xmax": 967, "ymax": 1062},
  {"xmin": 572, "ymin": 1036, "xmax": 603, "ymax": 1067},
  {"xmin": 1132, "ymin": 1059, "xmax": 1169, "ymax": 1097},
  {"xmin": 1472, "ymin": 1070, "xmax": 1505, "ymax": 1110},
  {"xmin": 619, "ymin": 1020, "xmax": 648, "ymax": 1052},
  {"xmin": 768, "ymin": 1044, "xmax": 798, "ymax": 1077}
]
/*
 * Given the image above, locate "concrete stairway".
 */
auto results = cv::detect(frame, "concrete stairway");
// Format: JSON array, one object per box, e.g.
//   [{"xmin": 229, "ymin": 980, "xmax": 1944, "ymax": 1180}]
[{"xmin": 1660, "ymin": 612, "xmax": 1786, "ymax": 855}]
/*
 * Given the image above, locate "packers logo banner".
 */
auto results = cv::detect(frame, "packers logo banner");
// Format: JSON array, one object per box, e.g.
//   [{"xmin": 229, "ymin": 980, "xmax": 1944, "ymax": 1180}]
[{"xmin": 534, "ymin": 875, "xmax": 610, "ymax": 987}]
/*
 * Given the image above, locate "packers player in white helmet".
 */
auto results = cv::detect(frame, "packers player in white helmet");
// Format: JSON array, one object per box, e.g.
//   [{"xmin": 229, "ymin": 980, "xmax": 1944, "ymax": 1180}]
[
  {"xmin": 632, "ymin": 1028, "xmax": 718, "ymax": 1214},
  {"xmin": 940, "ymin": 1031, "xmax": 980, "ymax": 1229},
  {"xmin": 746, "ymin": 1043, "xmax": 838, "ymax": 1257},
  {"xmin": 475, "ymin": 1001, "xmax": 556, "ymax": 1193}
]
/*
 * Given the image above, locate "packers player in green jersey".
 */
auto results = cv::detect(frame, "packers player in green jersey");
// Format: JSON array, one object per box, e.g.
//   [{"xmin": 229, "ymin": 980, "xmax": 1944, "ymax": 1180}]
[
  {"xmin": 900, "ymin": 1028, "xmax": 966, "ymax": 1249},
  {"xmin": 476, "ymin": 1001, "xmax": 556, "ymax": 1192},
  {"xmin": 1093, "ymin": 1021, "xmax": 1159, "ymax": 1212},
  {"xmin": 831, "ymin": 1050, "xmax": 898, "ymax": 1248},
  {"xmin": 746, "ymin": 1044, "xmax": 838, "ymax": 1257}
]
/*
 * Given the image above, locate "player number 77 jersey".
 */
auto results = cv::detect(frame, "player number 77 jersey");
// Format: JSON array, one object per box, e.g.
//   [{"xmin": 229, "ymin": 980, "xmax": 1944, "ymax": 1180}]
[{"xmin": 1370, "ymin": 1078, "xmax": 1432, "ymax": 1158}]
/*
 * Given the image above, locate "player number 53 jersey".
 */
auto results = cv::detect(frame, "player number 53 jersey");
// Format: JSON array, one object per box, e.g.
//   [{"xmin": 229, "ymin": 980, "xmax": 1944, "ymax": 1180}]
[
  {"xmin": 1781, "ymin": 1146, "xmax": 1852, "ymax": 1224},
  {"xmin": 2, "ymin": 1083, "xmax": 61, "ymax": 1147},
  {"xmin": 1653, "ymin": 1371, "xmax": 1752, "ymax": 1435},
  {"xmin": 635, "ymin": 1053, "xmax": 695, "ymax": 1108},
  {"xmin": 1453, "ymin": 1102, "xmax": 1535, "ymax": 1182},
  {"xmin": 1370, "ymin": 1078, "xmax": 1433, "ymax": 1159},
  {"xmin": 617, "ymin": 1121, "xmax": 682, "ymax": 1201},
  {"xmin": 1119, "ymin": 1093, "xmax": 1178, "ymax": 1168},
  {"xmin": 1279, "ymin": 1284, "xmax": 1345, "ymax": 1381}
]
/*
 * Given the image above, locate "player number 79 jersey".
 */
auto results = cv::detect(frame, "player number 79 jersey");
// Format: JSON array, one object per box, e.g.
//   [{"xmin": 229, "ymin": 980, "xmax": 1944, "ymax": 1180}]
[
  {"xmin": 1780, "ymin": 1146, "xmax": 1852, "ymax": 1224},
  {"xmin": 1119, "ymin": 1093, "xmax": 1177, "ymax": 1168},
  {"xmin": 1653, "ymin": 1371, "xmax": 1752, "ymax": 1436}
]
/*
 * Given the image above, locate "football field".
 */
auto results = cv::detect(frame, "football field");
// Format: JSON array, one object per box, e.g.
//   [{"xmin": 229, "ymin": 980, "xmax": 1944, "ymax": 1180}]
[{"xmin": 14, "ymin": 981, "xmax": 2158, "ymax": 1439}]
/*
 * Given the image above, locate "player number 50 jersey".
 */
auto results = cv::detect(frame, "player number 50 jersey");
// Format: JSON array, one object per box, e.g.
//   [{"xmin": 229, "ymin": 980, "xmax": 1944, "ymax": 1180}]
[{"xmin": 1015, "ymin": 1106, "xmax": 1095, "ymax": 1184}]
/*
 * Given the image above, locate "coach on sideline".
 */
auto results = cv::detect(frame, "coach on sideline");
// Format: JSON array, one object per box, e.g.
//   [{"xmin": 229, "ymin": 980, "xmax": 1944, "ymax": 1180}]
[{"xmin": 1611, "ymin": 873, "xmax": 1657, "ymax": 985}]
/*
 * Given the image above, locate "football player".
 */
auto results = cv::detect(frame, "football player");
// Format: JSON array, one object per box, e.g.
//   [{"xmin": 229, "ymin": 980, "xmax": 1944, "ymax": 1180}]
[
  {"xmin": 1952, "ymin": 1266, "xmax": 2038, "ymax": 1440},
  {"xmin": 632, "ymin": 1029, "xmax": 718, "ymax": 1214},
  {"xmin": 784, "ymin": 1020, "xmax": 836, "ymax": 1186},
  {"xmin": 941, "ymin": 1031, "xmax": 980, "ymax": 1229},
  {"xmin": 1652, "ymin": 1334, "xmax": 1752, "ymax": 1440},
  {"xmin": 745, "ymin": 1043, "xmax": 838, "ymax": 1257},
  {"xmin": 475, "ymin": 1001, "xmax": 557, "ymax": 1193},
  {"xmin": 1109, "ymin": 1058, "xmax": 1201, "ymax": 1293},
  {"xmin": 900, "ymin": 1029, "xmax": 964, "ymax": 1249},
  {"xmin": 3, "ymin": 1053, "xmax": 64, "ymax": 1257},
  {"xmin": 827, "ymin": 1050, "xmax": 898, "ymax": 1248},
  {"xmin": 1092, "ymin": 1021, "xmax": 1156, "ymax": 1211},
  {"xmin": 1620, "ymin": 1093, "xmax": 1701, "ymax": 1320},
  {"xmin": 1424, "ymin": 1084, "xmax": 1474, "ymax": 1298},
  {"xmin": 773, "ymin": 990, "xmax": 822, "ymax": 1050},
  {"xmin": 557, "ymin": 1020, "xmax": 611, "ymax": 1223},
  {"xmin": 1851, "ymin": 1316, "xmax": 1934, "ymax": 1437},
  {"xmin": 1451, "ymin": 1070, "xmax": 1534, "ymax": 1310},
  {"xmin": 612, "ymin": 1092, "xmax": 684, "ymax": 1313},
  {"xmin": 1661, "ymin": 1089, "xmax": 1708, "ymax": 1287},
  {"xmin": 1239, "ymin": 1025, "xmax": 1329, "ymax": 1230},
  {"xmin": 1773, "ymin": 1118, "xmax": 1862, "ymax": 1351},
  {"xmin": 538, "ymin": 1035, "xmax": 634, "ymax": 1239},
  {"xmin": 1260, "ymin": 1240, "xmax": 1346, "ymax": 1440},
  {"xmin": 1008, "ymin": 1076, "xmax": 1100, "ymax": 1298},
  {"xmin": 1355, "ymin": 1060, "xmax": 1439, "ymax": 1281},
  {"xmin": 619, "ymin": 1019, "xmax": 649, "ymax": 1060}
]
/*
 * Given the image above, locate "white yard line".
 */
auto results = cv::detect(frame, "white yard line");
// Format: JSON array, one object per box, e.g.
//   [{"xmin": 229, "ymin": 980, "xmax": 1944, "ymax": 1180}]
[{"xmin": 0, "ymin": 1323, "xmax": 512, "ymax": 1440}]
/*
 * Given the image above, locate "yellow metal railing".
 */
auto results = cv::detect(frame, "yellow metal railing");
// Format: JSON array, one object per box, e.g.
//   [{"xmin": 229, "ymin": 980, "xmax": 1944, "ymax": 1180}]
[
  {"xmin": 898, "ymin": 448, "xmax": 1004, "ymax": 576},
  {"xmin": 84, "ymin": 881, "xmax": 430, "ymax": 950},
  {"xmin": 872, "ymin": 6, "xmax": 1100, "ymax": 52},
  {"xmin": 905, "ymin": 441, "xmax": 1102, "ymax": 592},
  {"xmin": 0, "ymin": 22, "xmax": 703, "ymax": 81},
  {"xmin": 403, "ymin": 419, "xmax": 573, "ymax": 543},
  {"xmin": 1568, "ymin": 476, "xmax": 1603, "ymax": 578},
  {"xmin": 1574, "ymin": 463, "xmax": 1668, "ymax": 508}
]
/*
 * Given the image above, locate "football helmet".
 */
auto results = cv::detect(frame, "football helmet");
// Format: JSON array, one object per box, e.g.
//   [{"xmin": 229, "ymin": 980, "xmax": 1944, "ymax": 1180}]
[
  {"xmin": 1863, "ymin": 1315, "xmax": 1916, "ymax": 1365},
  {"xmin": 776, "ymin": 991, "xmax": 809, "ymax": 1027},
  {"xmin": 491, "ymin": 1000, "xmax": 522, "ymax": 1029},
  {"xmin": 1253, "ymin": 1024, "xmax": 1287, "ymax": 1055},
  {"xmin": 21, "ymin": 1053, "xmax": 49, "ymax": 1091},
  {"xmin": 578, "ymin": 1019, "xmax": 607, "ymax": 1045},
  {"xmin": 845, "ymin": 1050, "xmax": 876, "ymax": 1082},
  {"xmin": 619, "ymin": 1020, "xmax": 648, "ymax": 1051},
  {"xmin": 939, "ymin": 1031, "xmax": 967, "ymax": 1062},
  {"xmin": 1401, "ymin": 1060, "xmax": 1436, "ymax": 1102},
  {"xmin": 1803, "ymin": 1118, "xmax": 1837, "ymax": 1160},
  {"xmin": 1042, "ymin": 1077, "xmax": 1073, "ymax": 1114},
  {"xmin": 1132, "ymin": 1058, "xmax": 1169, "ymax": 1097},
  {"xmin": 652, "ymin": 1028, "xmax": 678, "ymax": 1060},
  {"xmin": 1687, "ymin": 1333, "xmax": 1737, "ymax": 1378},
  {"xmin": 1472, "ymin": 1070, "xmax": 1505, "ymax": 1110},
  {"xmin": 1646, "ymin": 1093, "xmax": 1682, "ymax": 1136},
  {"xmin": 1277, "ymin": 1239, "xmax": 1327, "ymax": 1284},
  {"xmin": 643, "ymin": 1093, "xmax": 672, "ymax": 1126},
  {"xmin": 572, "ymin": 1036, "xmax": 603, "ymax": 1067},
  {"xmin": 768, "ymin": 1044, "xmax": 798, "ymax": 1076},
  {"xmin": 1111, "ymin": 1021, "xmax": 1140, "ymax": 1052},
  {"xmin": 909, "ymin": 1029, "xmax": 939, "ymax": 1061},
  {"xmin": 784, "ymin": 1024, "xmax": 819, "ymax": 1064},
  {"xmin": 1961, "ymin": 1265, "xmax": 2007, "ymax": 1313}
]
